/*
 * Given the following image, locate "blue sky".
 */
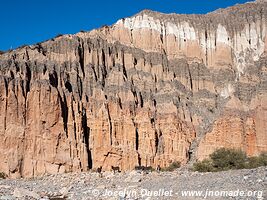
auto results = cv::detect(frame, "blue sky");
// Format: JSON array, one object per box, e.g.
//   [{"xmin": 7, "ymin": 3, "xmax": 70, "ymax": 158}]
[{"xmin": 0, "ymin": 0, "xmax": 253, "ymax": 51}]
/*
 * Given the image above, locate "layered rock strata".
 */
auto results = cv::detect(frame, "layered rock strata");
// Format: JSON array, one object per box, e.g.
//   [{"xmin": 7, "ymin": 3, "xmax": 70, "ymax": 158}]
[{"xmin": 0, "ymin": 0, "xmax": 266, "ymax": 178}]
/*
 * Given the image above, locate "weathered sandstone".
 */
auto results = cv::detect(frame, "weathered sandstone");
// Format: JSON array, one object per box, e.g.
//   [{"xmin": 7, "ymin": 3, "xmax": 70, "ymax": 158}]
[{"xmin": 0, "ymin": 0, "xmax": 266, "ymax": 178}]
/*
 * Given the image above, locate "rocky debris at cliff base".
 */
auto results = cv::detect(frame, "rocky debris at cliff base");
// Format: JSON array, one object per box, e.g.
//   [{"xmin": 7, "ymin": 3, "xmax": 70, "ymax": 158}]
[{"xmin": 0, "ymin": 167, "xmax": 266, "ymax": 200}]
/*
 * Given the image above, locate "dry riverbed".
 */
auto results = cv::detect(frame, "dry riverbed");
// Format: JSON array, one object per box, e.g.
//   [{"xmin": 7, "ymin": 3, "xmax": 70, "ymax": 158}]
[{"xmin": 0, "ymin": 167, "xmax": 266, "ymax": 200}]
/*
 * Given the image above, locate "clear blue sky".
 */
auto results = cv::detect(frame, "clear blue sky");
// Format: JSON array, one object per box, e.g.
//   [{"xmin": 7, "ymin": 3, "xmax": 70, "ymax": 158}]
[{"xmin": 0, "ymin": 0, "xmax": 253, "ymax": 51}]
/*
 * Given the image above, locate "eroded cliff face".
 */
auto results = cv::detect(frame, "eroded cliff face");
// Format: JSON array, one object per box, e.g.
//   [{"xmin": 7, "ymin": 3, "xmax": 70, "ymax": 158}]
[{"xmin": 0, "ymin": 1, "xmax": 267, "ymax": 178}]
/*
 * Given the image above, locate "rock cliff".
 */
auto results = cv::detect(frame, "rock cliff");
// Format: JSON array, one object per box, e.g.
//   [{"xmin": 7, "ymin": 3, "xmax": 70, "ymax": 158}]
[{"xmin": 0, "ymin": 0, "xmax": 267, "ymax": 178}]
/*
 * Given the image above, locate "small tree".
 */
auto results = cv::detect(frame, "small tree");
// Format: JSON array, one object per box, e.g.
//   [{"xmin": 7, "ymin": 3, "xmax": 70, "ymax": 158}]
[
  {"xmin": 193, "ymin": 148, "xmax": 267, "ymax": 172},
  {"xmin": 247, "ymin": 152, "xmax": 267, "ymax": 168},
  {"xmin": 210, "ymin": 148, "xmax": 247, "ymax": 170},
  {"xmin": 193, "ymin": 159, "xmax": 215, "ymax": 172},
  {"xmin": 0, "ymin": 172, "xmax": 7, "ymax": 179},
  {"xmin": 162, "ymin": 161, "xmax": 181, "ymax": 171},
  {"xmin": 258, "ymin": 152, "xmax": 267, "ymax": 166}
]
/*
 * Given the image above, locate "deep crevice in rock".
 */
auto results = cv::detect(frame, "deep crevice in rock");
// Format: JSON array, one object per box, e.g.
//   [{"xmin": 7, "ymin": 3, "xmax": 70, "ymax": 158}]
[
  {"xmin": 135, "ymin": 127, "xmax": 139, "ymax": 151},
  {"xmin": 82, "ymin": 108, "xmax": 92, "ymax": 169},
  {"xmin": 65, "ymin": 81, "xmax": 73, "ymax": 93},
  {"xmin": 49, "ymin": 71, "xmax": 58, "ymax": 88},
  {"xmin": 78, "ymin": 38, "xmax": 85, "ymax": 77},
  {"xmin": 25, "ymin": 63, "xmax": 31, "ymax": 94},
  {"xmin": 59, "ymin": 91, "xmax": 69, "ymax": 137}
]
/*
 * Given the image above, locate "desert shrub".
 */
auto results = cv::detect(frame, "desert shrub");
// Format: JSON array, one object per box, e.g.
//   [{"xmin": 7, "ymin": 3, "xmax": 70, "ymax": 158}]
[
  {"xmin": 258, "ymin": 152, "xmax": 267, "ymax": 166},
  {"xmin": 247, "ymin": 152, "xmax": 267, "ymax": 168},
  {"xmin": 193, "ymin": 148, "xmax": 267, "ymax": 172},
  {"xmin": 162, "ymin": 161, "xmax": 181, "ymax": 171},
  {"xmin": 247, "ymin": 156, "xmax": 261, "ymax": 169},
  {"xmin": 0, "ymin": 172, "xmax": 7, "ymax": 179},
  {"xmin": 210, "ymin": 148, "xmax": 247, "ymax": 170},
  {"xmin": 0, "ymin": 50, "xmax": 4, "ymax": 55},
  {"xmin": 193, "ymin": 159, "xmax": 215, "ymax": 172}
]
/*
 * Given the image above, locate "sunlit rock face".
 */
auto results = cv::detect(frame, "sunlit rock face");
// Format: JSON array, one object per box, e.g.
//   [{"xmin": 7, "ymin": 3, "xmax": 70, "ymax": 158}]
[{"xmin": 0, "ymin": 1, "xmax": 267, "ymax": 178}]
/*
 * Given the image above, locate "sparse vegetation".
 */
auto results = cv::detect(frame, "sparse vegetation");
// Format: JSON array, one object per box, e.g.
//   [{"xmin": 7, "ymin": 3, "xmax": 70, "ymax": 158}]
[
  {"xmin": 211, "ymin": 148, "xmax": 247, "ymax": 170},
  {"xmin": 162, "ymin": 161, "xmax": 181, "ymax": 172},
  {"xmin": 193, "ymin": 159, "xmax": 215, "ymax": 172},
  {"xmin": 193, "ymin": 148, "xmax": 267, "ymax": 172},
  {"xmin": 0, "ymin": 172, "xmax": 7, "ymax": 179},
  {"xmin": 246, "ymin": 152, "xmax": 267, "ymax": 169},
  {"xmin": 0, "ymin": 50, "xmax": 5, "ymax": 55}
]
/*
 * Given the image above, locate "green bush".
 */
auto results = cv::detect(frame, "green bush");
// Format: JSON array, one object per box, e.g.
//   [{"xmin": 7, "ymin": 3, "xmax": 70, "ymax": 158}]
[
  {"xmin": 258, "ymin": 152, "xmax": 267, "ymax": 166},
  {"xmin": 0, "ymin": 172, "xmax": 7, "ymax": 179},
  {"xmin": 193, "ymin": 159, "xmax": 215, "ymax": 172},
  {"xmin": 247, "ymin": 156, "xmax": 261, "ymax": 169},
  {"xmin": 193, "ymin": 148, "xmax": 267, "ymax": 172},
  {"xmin": 210, "ymin": 148, "xmax": 247, "ymax": 170},
  {"xmin": 162, "ymin": 161, "xmax": 181, "ymax": 171},
  {"xmin": 247, "ymin": 152, "xmax": 267, "ymax": 168}
]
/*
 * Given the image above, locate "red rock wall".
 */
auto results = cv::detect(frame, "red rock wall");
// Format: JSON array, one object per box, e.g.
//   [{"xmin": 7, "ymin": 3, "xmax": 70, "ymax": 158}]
[{"xmin": 0, "ymin": 1, "xmax": 266, "ymax": 178}]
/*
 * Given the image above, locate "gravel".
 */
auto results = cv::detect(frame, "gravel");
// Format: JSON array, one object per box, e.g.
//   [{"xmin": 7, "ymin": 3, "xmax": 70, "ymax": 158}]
[{"xmin": 0, "ymin": 167, "xmax": 266, "ymax": 200}]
